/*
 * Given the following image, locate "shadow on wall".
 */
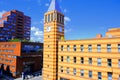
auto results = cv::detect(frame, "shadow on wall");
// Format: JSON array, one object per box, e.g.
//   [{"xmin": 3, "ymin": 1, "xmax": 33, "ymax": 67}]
[{"xmin": 0, "ymin": 64, "xmax": 13, "ymax": 77}]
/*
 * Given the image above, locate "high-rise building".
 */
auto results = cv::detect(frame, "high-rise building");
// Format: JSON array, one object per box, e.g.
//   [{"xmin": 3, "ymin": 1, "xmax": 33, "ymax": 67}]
[
  {"xmin": 0, "ymin": 10, "xmax": 31, "ymax": 41},
  {"xmin": 43, "ymin": 0, "xmax": 120, "ymax": 80}
]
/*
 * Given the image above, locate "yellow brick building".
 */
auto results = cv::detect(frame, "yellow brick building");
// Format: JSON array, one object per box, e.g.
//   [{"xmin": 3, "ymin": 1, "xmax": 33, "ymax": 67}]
[{"xmin": 43, "ymin": 0, "xmax": 120, "ymax": 80}]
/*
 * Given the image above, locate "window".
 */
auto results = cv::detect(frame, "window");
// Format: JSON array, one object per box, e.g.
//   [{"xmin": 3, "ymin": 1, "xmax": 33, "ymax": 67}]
[
  {"xmin": 119, "ymin": 75, "xmax": 120, "ymax": 80},
  {"xmin": 98, "ymin": 72, "xmax": 102, "ymax": 80},
  {"xmin": 118, "ymin": 44, "xmax": 120, "ymax": 52},
  {"xmin": 107, "ymin": 44, "xmax": 111, "ymax": 52},
  {"xmin": 80, "ymin": 57, "xmax": 84, "ymax": 64},
  {"xmin": 67, "ymin": 45, "xmax": 70, "ymax": 51},
  {"xmin": 60, "ymin": 66, "xmax": 63, "ymax": 72},
  {"xmin": 89, "ymin": 58, "xmax": 92, "ymax": 65},
  {"xmin": 73, "ymin": 68, "xmax": 76, "ymax": 75},
  {"xmin": 61, "ymin": 45, "xmax": 64, "ymax": 51},
  {"xmin": 51, "ymin": 13, "xmax": 53, "ymax": 21},
  {"xmin": 45, "ymin": 15, "xmax": 47, "ymax": 22},
  {"xmin": 48, "ymin": 14, "xmax": 50, "ymax": 22},
  {"xmin": 118, "ymin": 59, "xmax": 120, "ymax": 68},
  {"xmin": 74, "ymin": 57, "xmax": 76, "ymax": 63},
  {"xmin": 107, "ymin": 59, "xmax": 112, "ymax": 67},
  {"xmin": 97, "ymin": 44, "xmax": 101, "ymax": 52},
  {"xmin": 108, "ymin": 72, "xmax": 112, "ymax": 80},
  {"xmin": 73, "ymin": 45, "xmax": 76, "ymax": 51},
  {"xmin": 80, "ymin": 70, "xmax": 84, "ymax": 77},
  {"xmin": 61, "ymin": 56, "xmax": 63, "ymax": 62},
  {"xmin": 89, "ymin": 71, "xmax": 92, "ymax": 78},
  {"xmin": 80, "ymin": 45, "xmax": 84, "ymax": 52},
  {"xmin": 88, "ymin": 45, "xmax": 92, "ymax": 52},
  {"xmin": 66, "ymin": 67, "xmax": 70, "ymax": 74},
  {"xmin": 67, "ymin": 56, "xmax": 70, "ymax": 62},
  {"xmin": 97, "ymin": 58, "xmax": 102, "ymax": 66}
]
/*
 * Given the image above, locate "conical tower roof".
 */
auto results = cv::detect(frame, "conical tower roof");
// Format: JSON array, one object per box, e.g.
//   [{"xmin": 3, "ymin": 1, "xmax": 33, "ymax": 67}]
[{"xmin": 48, "ymin": 0, "xmax": 62, "ymax": 12}]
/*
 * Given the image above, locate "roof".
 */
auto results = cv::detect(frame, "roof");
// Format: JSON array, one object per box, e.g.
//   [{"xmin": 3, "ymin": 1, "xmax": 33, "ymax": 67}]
[{"xmin": 48, "ymin": 0, "xmax": 62, "ymax": 12}]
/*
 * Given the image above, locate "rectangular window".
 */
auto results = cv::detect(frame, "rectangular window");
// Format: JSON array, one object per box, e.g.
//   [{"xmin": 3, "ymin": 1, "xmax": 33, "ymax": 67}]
[
  {"xmin": 80, "ymin": 57, "xmax": 84, "ymax": 64},
  {"xmin": 97, "ymin": 44, "xmax": 101, "ymax": 52},
  {"xmin": 118, "ymin": 44, "xmax": 120, "ymax": 52},
  {"xmin": 98, "ymin": 58, "xmax": 102, "ymax": 66},
  {"xmin": 80, "ymin": 70, "xmax": 84, "ymax": 77},
  {"xmin": 48, "ymin": 14, "xmax": 50, "ymax": 22},
  {"xmin": 73, "ymin": 45, "xmax": 76, "ymax": 51},
  {"xmin": 89, "ymin": 71, "xmax": 92, "ymax": 78},
  {"xmin": 80, "ymin": 45, "xmax": 84, "ymax": 52},
  {"xmin": 45, "ymin": 15, "xmax": 47, "ymax": 22},
  {"xmin": 108, "ymin": 59, "xmax": 112, "ymax": 67},
  {"xmin": 73, "ymin": 68, "xmax": 76, "ymax": 75},
  {"xmin": 66, "ymin": 67, "xmax": 70, "ymax": 74},
  {"xmin": 89, "ymin": 58, "xmax": 92, "ymax": 65},
  {"xmin": 67, "ymin": 56, "xmax": 70, "ymax": 62},
  {"xmin": 118, "ymin": 59, "xmax": 120, "ymax": 68},
  {"xmin": 107, "ymin": 44, "xmax": 111, "ymax": 52},
  {"xmin": 98, "ymin": 72, "xmax": 102, "ymax": 80},
  {"xmin": 88, "ymin": 45, "xmax": 92, "ymax": 52},
  {"xmin": 60, "ymin": 66, "xmax": 63, "ymax": 72},
  {"xmin": 51, "ymin": 13, "xmax": 53, "ymax": 21},
  {"xmin": 119, "ymin": 75, "xmax": 120, "ymax": 80},
  {"xmin": 74, "ymin": 57, "xmax": 76, "ymax": 63},
  {"xmin": 61, "ymin": 45, "xmax": 64, "ymax": 51},
  {"xmin": 61, "ymin": 56, "xmax": 63, "ymax": 62},
  {"xmin": 67, "ymin": 45, "xmax": 70, "ymax": 51},
  {"xmin": 108, "ymin": 72, "xmax": 112, "ymax": 80}
]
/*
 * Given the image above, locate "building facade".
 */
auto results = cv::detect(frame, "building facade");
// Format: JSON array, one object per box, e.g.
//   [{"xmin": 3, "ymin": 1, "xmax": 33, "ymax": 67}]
[
  {"xmin": 0, "ymin": 10, "xmax": 31, "ymax": 41},
  {"xmin": 0, "ymin": 42, "xmax": 43, "ymax": 78},
  {"xmin": 43, "ymin": 0, "xmax": 120, "ymax": 80}
]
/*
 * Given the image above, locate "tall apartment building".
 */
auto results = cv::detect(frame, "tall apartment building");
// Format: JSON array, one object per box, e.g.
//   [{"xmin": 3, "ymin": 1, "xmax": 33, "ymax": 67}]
[
  {"xmin": 0, "ymin": 10, "xmax": 31, "ymax": 41},
  {"xmin": 43, "ymin": 0, "xmax": 120, "ymax": 80},
  {"xmin": 0, "ymin": 42, "xmax": 43, "ymax": 78}
]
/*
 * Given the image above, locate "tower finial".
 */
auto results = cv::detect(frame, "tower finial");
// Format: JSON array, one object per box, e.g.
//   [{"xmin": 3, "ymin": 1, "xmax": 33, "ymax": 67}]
[{"xmin": 48, "ymin": 0, "xmax": 62, "ymax": 12}]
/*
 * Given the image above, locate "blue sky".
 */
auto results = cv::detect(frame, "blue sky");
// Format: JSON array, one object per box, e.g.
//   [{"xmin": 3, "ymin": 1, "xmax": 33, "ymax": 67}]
[{"xmin": 0, "ymin": 0, "xmax": 120, "ymax": 42}]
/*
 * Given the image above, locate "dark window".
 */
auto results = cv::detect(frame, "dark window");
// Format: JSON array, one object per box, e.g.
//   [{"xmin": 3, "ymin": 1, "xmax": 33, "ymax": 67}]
[
  {"xmin": 74, "ymin": 57, "xmax": 76, "ymax": 63},
  {"xmin": 118, "ymin": 44, "xmax": 120, "ymax": 52},
  {"xmin": 61, "ymin": 45, "xmax": 64, "ymax": 51},
  {"xmin": 98, "ymin": 72, "xmax": 102, "ymax": 80},
  {"xmin": 73, "ymin": 45, "xmax": 76, "ymax": 51},
  {"xmin": 80, "ymin": 57, "xmax": 84, "ymax": 64},
  {"xmin": 108, "ymin": 59, "xmax": 112, "ymax": 67},
  {"xmin": 61, "ymin": 56, "xmax": 63, "ymax": 62}
]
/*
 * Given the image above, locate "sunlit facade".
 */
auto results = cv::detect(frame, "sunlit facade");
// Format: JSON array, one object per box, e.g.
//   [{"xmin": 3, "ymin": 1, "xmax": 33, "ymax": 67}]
[{"xmin": 43, "ymin": 0, "xmax": 120, "ymax": 80}]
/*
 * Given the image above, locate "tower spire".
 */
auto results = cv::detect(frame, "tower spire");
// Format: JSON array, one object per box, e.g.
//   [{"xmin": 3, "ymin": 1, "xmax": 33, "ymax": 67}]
[{"xmin": 48, "ymin": 0, "xmax": 62, "ymax": 12}]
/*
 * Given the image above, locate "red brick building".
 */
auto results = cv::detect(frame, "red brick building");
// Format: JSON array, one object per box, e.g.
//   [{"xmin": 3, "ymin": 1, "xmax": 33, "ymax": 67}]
[{"xmin": 0, "ymin": 42, "xmax": 43, "ymax": 78}]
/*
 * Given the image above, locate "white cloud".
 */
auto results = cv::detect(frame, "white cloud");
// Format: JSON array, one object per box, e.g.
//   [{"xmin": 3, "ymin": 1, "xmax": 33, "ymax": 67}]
[
  {"xmin": 64, "ymin": 16, "xmax": 71, "ymax": 22},
  {"xmin": 0, "ymin": 10, "xmax": 6, "ymax": 18},
  {"xmin": 64, "ymin": 16, "xmax": 71, "ymax": 25},
  {"xmin": 64, "ymin": 16, "xmax": 72, "ymax": 33},
  {"xmin": 63, "ymin": 9, "xmax": 67, "ymax": 13},
  {"xmin": 31, "ymin": 26, "xmax": 43, "ymax": 42},
  {"xmin": 45, "ymin": 3, "xmax": 49, "ymax": 7}
]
